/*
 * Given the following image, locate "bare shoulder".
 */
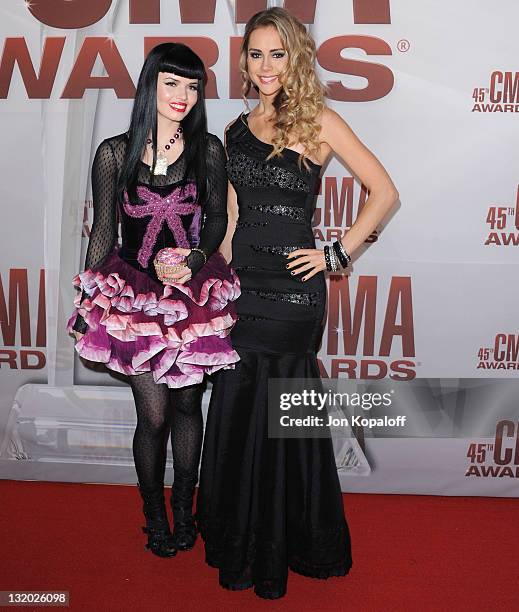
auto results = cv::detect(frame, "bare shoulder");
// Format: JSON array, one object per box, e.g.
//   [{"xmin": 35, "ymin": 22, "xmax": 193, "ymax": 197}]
[{"xmin": 319, "ymin": 107, "xmax": 354, "ymax": 143}]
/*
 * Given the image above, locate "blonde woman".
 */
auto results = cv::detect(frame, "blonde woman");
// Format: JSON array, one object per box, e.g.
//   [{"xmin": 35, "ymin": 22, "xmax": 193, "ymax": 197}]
[{"xmin": 197, "ymin": 8, "xmax": 398, "ymax": 599}]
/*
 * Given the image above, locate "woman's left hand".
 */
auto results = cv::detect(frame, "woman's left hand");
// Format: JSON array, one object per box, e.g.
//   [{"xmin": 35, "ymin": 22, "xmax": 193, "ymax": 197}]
[
  {"xmin": 160, "ymin": 247, "xmax": 193, "ymax": 285},
  {"xmin": 286, "ymin": 248, "xmax": 326, "ymax": 282}
]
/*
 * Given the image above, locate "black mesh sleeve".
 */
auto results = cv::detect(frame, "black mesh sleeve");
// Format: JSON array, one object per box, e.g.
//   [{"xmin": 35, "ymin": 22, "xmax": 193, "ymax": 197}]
[
  {"xmin": 186, "ymin": 134, "xmax": 228, "ymax": 276},
  {"xmin": 72, "ymin": 139, "xmax": 119, "ymax": 334}
]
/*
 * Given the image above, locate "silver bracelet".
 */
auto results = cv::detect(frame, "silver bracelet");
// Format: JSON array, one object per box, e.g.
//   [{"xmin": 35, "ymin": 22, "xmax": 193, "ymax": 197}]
[{"xmin": 328, "ymin": 246, "xmax": 341, "ymax": 272}]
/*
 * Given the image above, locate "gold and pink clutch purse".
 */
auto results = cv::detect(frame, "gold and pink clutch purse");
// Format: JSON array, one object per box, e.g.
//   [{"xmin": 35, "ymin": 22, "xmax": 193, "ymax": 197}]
[{"xmin": 153, "ymin": 248, "xmax": 187, "ymax": 279}]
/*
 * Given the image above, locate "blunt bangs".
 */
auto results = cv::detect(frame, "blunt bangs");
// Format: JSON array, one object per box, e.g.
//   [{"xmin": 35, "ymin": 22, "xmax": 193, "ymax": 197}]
[{"xmin": 159, "ymin": 47, "xmax": 206, "ymax": 82}]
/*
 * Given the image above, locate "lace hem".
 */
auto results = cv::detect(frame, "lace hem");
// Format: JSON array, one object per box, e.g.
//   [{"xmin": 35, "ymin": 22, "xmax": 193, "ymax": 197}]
[{"xmin": 197, "ymin": 516, "xmax": 352, "ymax": 581}]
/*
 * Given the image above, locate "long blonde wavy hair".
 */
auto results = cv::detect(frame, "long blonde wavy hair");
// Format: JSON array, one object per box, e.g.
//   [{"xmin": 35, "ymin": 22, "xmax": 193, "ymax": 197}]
[{"xmin": 240, "ymin": 7, "xmax": 325, "ymax": 163}]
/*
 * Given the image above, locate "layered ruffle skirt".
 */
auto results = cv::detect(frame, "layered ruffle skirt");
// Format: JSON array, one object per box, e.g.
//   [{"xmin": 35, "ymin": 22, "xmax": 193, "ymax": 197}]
[{"xmin": 67, "ymin": 250, "xmax": 241, "ymax": 387}]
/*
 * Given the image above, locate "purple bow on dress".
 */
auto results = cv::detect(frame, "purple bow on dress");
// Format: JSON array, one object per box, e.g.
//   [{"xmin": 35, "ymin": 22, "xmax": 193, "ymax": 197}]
[{"xmin": 123, "ymin": 184, "xmax": 200, "ymax": 268}]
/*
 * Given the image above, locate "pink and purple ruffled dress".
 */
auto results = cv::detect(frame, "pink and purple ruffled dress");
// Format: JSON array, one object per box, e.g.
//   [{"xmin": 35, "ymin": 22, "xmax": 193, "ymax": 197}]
[{"xmin": 68, "ymin": 180, "xmax": 240, "ymax": 388}]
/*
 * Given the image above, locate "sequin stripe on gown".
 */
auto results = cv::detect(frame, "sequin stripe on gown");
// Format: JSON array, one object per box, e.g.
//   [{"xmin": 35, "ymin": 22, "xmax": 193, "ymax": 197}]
[{"xmin": 197, "ymin": 114, "xmax": 352, "ymax": 599}]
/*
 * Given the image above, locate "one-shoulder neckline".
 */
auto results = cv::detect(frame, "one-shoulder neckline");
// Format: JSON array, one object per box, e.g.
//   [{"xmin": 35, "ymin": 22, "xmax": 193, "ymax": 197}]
[{"xmin": 240, "ymin": 112, "xmax": 322, "ymax": 170}]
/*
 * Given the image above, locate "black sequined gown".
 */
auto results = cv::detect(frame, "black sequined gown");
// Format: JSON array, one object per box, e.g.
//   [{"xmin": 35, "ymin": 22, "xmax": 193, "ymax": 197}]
[{"xmin": 197, "ymin": 114, "xmax": 352, "ymax": 599}]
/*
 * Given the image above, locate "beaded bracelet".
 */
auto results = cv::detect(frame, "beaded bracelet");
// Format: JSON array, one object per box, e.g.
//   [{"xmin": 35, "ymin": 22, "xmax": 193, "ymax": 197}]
[
  {"xmin": 324, "ymin": 245, "xmax": 340, "ymax": 272},
  {"xmin": 330, "ymin": 248, "xmax": 341, "ymax": 272},
  {"xmin": 324, "ymin": 245, "xmax": 332, "ymax": 271},
  {"xmin": 330, "ymin": 249, "xmax": 341, "ymax": 272},
  {"xmin": 190, "ymin": 247, "xmax": 207, "ymax": 264},
  {"xmin": 332, "ymin": 240, "xmax": 351, "ymax": 269}
]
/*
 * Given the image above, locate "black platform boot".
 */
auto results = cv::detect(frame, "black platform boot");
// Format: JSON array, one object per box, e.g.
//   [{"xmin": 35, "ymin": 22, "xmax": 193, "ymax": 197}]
[
  {"xmin": 170, "ymin": 474, "xmax": 198, "ymax": 551},
  {"xmin": 138, "ymin": 483, "xmax": 177, "ymax": 558}
]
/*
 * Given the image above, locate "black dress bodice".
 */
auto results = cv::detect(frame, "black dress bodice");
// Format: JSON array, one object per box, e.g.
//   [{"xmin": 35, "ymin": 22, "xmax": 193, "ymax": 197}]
[
  {"xmin": 86, "ymin": 132, "xmax": 227, "ymax": 279},
  {"xmin": 226, "ymin": 113, "xmax": 325, "ymax": 353}
]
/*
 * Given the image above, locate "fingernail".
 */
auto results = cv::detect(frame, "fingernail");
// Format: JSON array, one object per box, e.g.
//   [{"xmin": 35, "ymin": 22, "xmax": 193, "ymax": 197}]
[
  {"xmin": 290, "ymin": 271, "xmax": 295, "ymax": 275},
  {"xmin": 286, "ymin": 264, "xmax": 290, "ymax": 268}
]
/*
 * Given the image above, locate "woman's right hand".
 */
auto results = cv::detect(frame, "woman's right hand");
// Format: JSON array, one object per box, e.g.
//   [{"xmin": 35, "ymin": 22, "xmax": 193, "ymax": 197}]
[{"xmin": 73, "ymin": 331, "xmax": 84, "ymax": 342}]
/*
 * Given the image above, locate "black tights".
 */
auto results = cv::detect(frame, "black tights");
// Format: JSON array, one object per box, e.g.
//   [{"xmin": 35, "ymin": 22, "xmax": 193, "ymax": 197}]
[{"xmin": 129, "ymin": 372, "xmax": 204, "ymax": 491}]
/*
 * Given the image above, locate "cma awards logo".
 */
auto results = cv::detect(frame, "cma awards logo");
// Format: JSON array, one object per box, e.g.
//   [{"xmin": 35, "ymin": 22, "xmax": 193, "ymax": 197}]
[
  {"xmin": 0, "ymin": 0, "xmax": 395, "ymax": 101},
  {"xmin": 484, "ymin": 185, "xmax": 519, "ymax": 246},
  {"xmin": 318, "ymin": 275, "xmax": 416, "ymax": 381},
  {"xmin": 476, "ymin": 334, "xmax": 519, "ymax": 371},
  {"xmin": 472, "ymin": 71, "xmax": 519, "ymax": 113},
  {"xmin": 466, "ymin": 421, "xmax": 519, "ymax": 478},
  {"xmin": 0, "ymin": 269, "xmax": 46, "ymax": 370}
]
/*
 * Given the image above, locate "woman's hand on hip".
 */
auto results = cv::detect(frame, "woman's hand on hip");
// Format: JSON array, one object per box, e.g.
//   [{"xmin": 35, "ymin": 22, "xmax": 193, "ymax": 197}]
[{"xmin": 286, "ymin": 248, "xmax": 326, "ymax": 282}]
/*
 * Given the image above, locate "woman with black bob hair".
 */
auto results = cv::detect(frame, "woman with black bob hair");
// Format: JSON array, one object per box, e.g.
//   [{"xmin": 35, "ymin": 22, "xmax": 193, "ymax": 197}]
[{"xmin": 68, "ymin": 43, "xmax": 240, "ymax": 557}]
